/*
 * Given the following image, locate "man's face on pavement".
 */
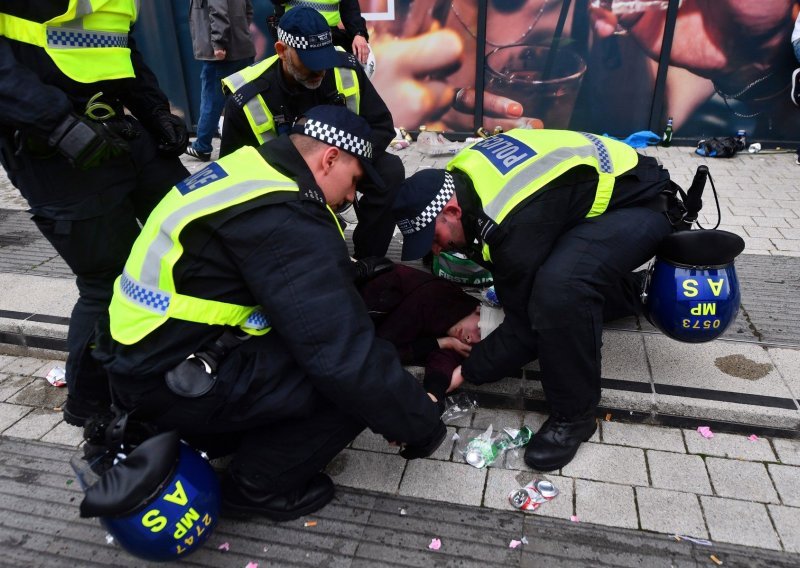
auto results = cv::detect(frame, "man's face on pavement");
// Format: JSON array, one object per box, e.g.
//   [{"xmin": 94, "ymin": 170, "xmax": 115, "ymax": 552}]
[
  {"xmin": 317, "ymin": 149, "xmax": 362, "ymax": 211},
  {"xmin": 448, "ymin": 306, "xmax": 482, "ymax": 345},
  {"xmin": 284, "ymin": 47, "xmax": 326, "ymax": 89}
]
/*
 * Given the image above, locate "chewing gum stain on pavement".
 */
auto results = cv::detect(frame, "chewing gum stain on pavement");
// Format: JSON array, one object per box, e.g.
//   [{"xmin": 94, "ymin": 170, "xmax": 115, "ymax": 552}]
[{"xmin": 714, "ymin": 354, "xmax": 773, "ymax": 380}]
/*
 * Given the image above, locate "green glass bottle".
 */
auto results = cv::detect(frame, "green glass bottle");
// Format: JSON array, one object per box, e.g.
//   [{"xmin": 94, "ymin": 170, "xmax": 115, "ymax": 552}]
[{"xmin": 662, "ymin": 116, "xmax": 674, "ymax": 147}]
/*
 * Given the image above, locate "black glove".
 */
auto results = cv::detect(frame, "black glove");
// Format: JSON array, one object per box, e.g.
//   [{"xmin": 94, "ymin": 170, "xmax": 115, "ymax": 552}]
[
  {"xmin": 400, "ymin": 421, "xmax": 447, "ymax": 460},
  {"xmin": 146, "ymin": 109, "xmax": 189, "ymax": 158},
  {"xmin": 48, "ymin": 113, "xmax": 129, "ymax": 170},
  {"xmin": 352, "ymin": 256, "xmax": 393, "ymax": 285}
]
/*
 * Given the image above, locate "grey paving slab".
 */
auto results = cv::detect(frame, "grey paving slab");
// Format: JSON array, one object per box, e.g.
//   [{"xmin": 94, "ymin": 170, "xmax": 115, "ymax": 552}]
[
  {"xmin": 574, "ymin": 479, "xmax": 638, "ymax": 529},
  {"xmin": 0, "ymin": 272, "xmax": 76, "ymax": 315},
  {"xmin": 561, "ymin": 443, "xmax": 648, "ymax": 486},
  {"xmin": 768, "ymin": 505, "xmax": 800, "ymax": 554},
  {"xmin": 767, "ymin": 464, "xmax": 800, "ymax": 507},
  {"xmin": 471, "ymin": 408, "xmax": 524, "ymax": 431},
  {"xmin": 701, "ymin": 496, "xmax": 782, "ymax": 551},
  {"xmin": 326, "ymin": 448, "xmax": 406, "ymax": 493},
  {"xmin": 646, "ymin": 450, "xmax": 713, "ymax": 495},
  {"xmin": 0, "ymin": 402, "xmax": 30, "ymax": 431},
  {"xmin": 645, "ymin": 335, "xmax": 791, "ymax": 397},
  {"xmin": 3, "ymin": 408, "xmax": 61, "ymax": 439},
  {"xmin": 683, "ymin": 429, "xmax": 778, "ymax": 461},
  {"xmin": 7, "ymin": 377, "xmax": 68, "ymax": 409},
  {"xmin": 773, "ymin": 438, "xmax": 800, "ymax": 466},
  {"xmin": 428, "ymin": 426, "xmax": 458, "ymax": 461},
  {"xmin": 40, "ymin": 421, "xmax": 83, "ymax": 446},
  {"xmin": 635, "ymin": 487, "xmax": 707, "ymax": 538},
  {"xmin": 601, "ymin": 331, "xmax": 651, "ymax": 382},
  {"xmin": 0, "ymin": 355, "xmax": 49, "ymax": 376},
  {"xmin": 0, "ymin": 373, "xmax": 33, "ymax": 401},
  {"xmin": 601, "ymin": 421, "xmax": 685, "ymax": 453},
  {"xmin": 398, "ymin": 459, "xmax": 486, "ymax": 506},
  {"xmin": 484, "ymin": 468, "xmax": 573, "ymax": 520},
  {"xmin": 706, "ymin": 457, "xmax": 779, "ymax": 504},
  {"xmin": 656, "ymin": 393, "xmax": 800, "ymax": 430},
  {"xmin": 769, "ymin": 347, "xmax": 800, "ymax": 400},
  {"xmin": 350, "ymin": 428, "xmax": 400, "ymax": 454}
]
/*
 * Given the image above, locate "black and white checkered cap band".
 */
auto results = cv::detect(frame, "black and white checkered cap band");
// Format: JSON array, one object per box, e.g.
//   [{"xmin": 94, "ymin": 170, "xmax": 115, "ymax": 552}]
[
  {"xmin": 399, "ymin": 171, "xmax": 455, "ymax": 235},
  {"xmin": 303, "ymin": 118, "xmax": 373, "ymax": 159},
  {"xmin": 277, "ymin": 26, "xmax": 332, "ymax": 50}
]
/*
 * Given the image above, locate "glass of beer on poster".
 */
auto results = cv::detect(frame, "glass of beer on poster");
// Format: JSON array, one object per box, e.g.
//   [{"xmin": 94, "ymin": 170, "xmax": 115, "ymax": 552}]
[{"xmin": 485, "ymin": 45, "xmax": 587, "ymax": 129}]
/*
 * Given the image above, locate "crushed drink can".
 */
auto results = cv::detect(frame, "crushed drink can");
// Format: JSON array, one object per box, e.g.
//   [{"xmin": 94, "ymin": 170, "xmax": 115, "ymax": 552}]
[
  {"xmin": 464, "ymin": 438, "xmax": 498, "ymax": 468},
  {"xmin": 508, "ymin": 479, "xmax": 559, "ymax": 511},
  {"xmin": 45, "ymin": 367, "xmax": 67, "ymax": 388}
]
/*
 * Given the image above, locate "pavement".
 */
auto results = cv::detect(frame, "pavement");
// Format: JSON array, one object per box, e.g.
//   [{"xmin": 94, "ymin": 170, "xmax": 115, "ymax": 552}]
[{"xmin": 1, "ymin": 139, "xmax": 799, "ymax": 566}]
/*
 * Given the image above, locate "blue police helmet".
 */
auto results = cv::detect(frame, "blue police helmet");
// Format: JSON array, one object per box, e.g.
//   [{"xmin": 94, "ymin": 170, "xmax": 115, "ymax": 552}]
[
  {"xmin": 644, "ymin": 229, "xmax": 745, "ymax": 343},
  {"xmin": 74, "ymin": 431, "xmax": 220, "ymax": 562}
]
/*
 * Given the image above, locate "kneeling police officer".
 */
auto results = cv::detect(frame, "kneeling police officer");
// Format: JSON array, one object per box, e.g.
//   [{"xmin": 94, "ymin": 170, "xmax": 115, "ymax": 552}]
[{"xmin": 95, "ymin": 105, "xmax": 445, "ymax": 520}]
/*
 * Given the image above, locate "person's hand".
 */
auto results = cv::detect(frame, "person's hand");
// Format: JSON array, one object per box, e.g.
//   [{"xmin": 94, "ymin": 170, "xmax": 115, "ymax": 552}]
[
  {"xmin": 352, "ymin": 35, "xmax": 370, "ymax": 65},
  {"xmin": 447, "ymin": 87, "xmax": 544, "ymax": 131},
  {"xmin": 448, "ymin": 365, "xmax": 464, "ymax": 393},
  {"xmin": 48, "ymin": 113, "xmax": 129, "ymax": 170},
  {"xmin": 437, "ymin": 336, "xmax": 472, "ymax": 358},
  {"xmin": 146, "ymin": 110, "xmax": 189, "ymax": 158},
  {"xmin": 371, "ymin": 29, "xmax": 463, "ymax": 126},
  {"xmin": 214, "ymin": 48, "xmax": 226, "ymax": 60},
  {"xmin": 590, "ymin": 0, "xmax": 792, "ymax": 79}
]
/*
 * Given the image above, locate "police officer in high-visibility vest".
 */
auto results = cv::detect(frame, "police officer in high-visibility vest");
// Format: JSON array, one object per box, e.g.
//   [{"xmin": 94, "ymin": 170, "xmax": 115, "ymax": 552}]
[
  {"xmin": 94, "ymin": 105, "xmax": 445, "ymax": 521},
  {"xmin": 220, "ymin": 6, "xmax": 400, "ymax": 259},
  {"xmin": 393, "ymin": 129, "xmax": 679, "ymax": 471},
  {"xmin": 268, "ymin": 0, "xmax": 371, "ymax": 65},
  {"xmin": 0, "ymin": 2, "xmax": 189, "ymax": 426}
]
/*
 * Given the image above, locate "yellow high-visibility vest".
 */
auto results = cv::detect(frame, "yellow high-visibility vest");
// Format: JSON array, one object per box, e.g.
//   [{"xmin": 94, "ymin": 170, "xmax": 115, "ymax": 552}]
[
  {"xmin": 447, "ymin": 129, "xmax": 640, "ymax": 261},
  {"xmin": 0, "ymin": 0, "xmax": 137, "ymax": 83},
  {"xmin": 109, "ymin": 145, "xmax": 343, "ymax": 345},
  {"xmin": 222, "ymin": 50, "xmax": 360, "ymax": 145},
  {"xmin": 284, "ymin": 0, "xmax": 342, "ymax": 27}
]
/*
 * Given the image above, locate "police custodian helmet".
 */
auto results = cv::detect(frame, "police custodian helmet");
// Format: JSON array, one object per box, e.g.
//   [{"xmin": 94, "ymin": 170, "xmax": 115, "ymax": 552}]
[
  {"xmin": 644, "ymin": 229, "xmax": 745, "ymax": 343},
  {"xmin": 74, "ymin": 431, "xmax": 221, "ymax": 562}
]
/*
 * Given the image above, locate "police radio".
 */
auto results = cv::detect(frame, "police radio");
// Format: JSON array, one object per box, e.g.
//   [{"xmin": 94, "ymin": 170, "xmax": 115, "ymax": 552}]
[{"xmin": 643, "ymin": 166, "xmax": 745, "ymax": 343}]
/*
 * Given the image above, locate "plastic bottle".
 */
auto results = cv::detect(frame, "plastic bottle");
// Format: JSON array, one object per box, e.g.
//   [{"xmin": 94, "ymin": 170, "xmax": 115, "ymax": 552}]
[
  {"xmin": 661, "ymin": 117, "xmax": 673, "ymax": 147},
  {"xmin": 464, "ymin": 426, "xmax": 533, "ymax": 468}
]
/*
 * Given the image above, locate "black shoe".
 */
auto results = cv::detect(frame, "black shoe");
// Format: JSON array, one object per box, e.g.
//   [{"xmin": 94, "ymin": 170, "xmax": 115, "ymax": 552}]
[
  {"xmin": 185, "ymin": 146, "xmax": 211, "ymax": 161},
  {"xmin": 222, "ymin": 472, "xmax": 335, "ymax": 522},
  {"xmin": 524, "ymin": 413, "xmax": 598, "ymax": 471},
  {"xmin": 63, "ymin": 395, "xmax": 112, "ymax": 427},
  {"xmin": 792, "ymin": 68, "xmax": 800, "ymax": 107}
]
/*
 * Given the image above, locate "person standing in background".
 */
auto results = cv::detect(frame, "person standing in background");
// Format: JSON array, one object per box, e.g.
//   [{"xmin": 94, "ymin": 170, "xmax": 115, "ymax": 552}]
[
  {"xmin": 269, "ymin": 0, "xmax": 372, "ymax": 65},
  {"xmin": 186, "ymin": 0, "xmax": 255, "ymax": 161}
]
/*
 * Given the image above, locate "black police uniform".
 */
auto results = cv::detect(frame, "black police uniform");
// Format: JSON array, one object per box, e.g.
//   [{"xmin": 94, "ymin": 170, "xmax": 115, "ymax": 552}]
[
  {"xmin": 219, "ymin": 51, "xmax": 402, "ymax": 258},
  {"xmin": 95, "ymin": 135, "xmax": 441, "ymax": 495},
  {"xmin": 0, "ymin": 27, "xmax": 188, "ymax": 422},
  {"xmin": 457, "ymin": 157, "xmax": 675, "ymax": 418}
]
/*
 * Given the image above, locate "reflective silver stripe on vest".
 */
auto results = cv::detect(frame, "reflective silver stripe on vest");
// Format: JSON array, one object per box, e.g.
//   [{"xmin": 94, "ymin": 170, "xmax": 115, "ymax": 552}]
[
  {"xmin": 225, "ymin": 70, "xmax": 248, "ymax": 92},
  {"xmin": 120, "ymin": 271, "xmax": 171, "ymax": 315},
  {"xmin": 483, "ymin": 144, "xmax": 601, "ymax": 221},
  {"xmin": 139, "ymin": 179, "xmax": 297, "ymax": 286},
  {"xmin": 338, "ymin": 70, "xmax": 358, "ymax": 113},
  {"xmin": 286, "ymin": 0, "xmax": 339, "ymax": 13},
  {"xmin": 245, "ymin": 98, "xmax": 274, "ymax": 138},
  {"xmin": 76, "ymin": 0, "xmax": 94, "ymax": 17},
  {"xmin": 47, "ymin": 27, "xmax": 128, "ymax": 48}
]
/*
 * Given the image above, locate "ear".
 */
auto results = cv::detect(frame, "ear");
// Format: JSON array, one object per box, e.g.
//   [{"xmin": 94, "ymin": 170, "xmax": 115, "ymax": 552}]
[
  {"xmin": 441, "ymin": 201, "xmax": 462, "ymax": 221},
  {"xmin": 320, "ymin": 146, "xmax": 341, "ymax": 173},
  {"xmin": 275, "ymin": 42, "xmax": 288, "ymax": 59}
]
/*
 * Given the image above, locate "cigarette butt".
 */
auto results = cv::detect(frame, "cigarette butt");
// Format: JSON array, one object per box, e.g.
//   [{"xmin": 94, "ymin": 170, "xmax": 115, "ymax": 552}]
[
  {"xmin": 605, "ymin": 413, "xmax": 612, "ymax": 422},
  {"xmin": 710, "ymin": 554, "xmax": 723, "ymax": 565},
  {"xmin": 304, "ymin": 521, "xmax": 317, "ymax": 528}
]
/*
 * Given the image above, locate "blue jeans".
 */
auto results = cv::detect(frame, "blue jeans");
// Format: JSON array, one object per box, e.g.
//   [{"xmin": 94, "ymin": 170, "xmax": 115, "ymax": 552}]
[{"xmin": 192, "ymin": 58, "xmax": 253, "ymax": 154}]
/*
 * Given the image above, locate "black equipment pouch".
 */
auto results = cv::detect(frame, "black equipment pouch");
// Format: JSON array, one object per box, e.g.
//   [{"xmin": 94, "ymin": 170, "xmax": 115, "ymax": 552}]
[{"xmin": 164, "ymin": 330, "xmax": 247, "ymax": 398}]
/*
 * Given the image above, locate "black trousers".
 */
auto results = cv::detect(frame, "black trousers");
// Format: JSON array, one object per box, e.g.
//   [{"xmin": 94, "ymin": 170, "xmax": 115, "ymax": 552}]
[
  {"xmin": 531, "ymin": 206, "xmax": 673, "ymax": 417},
  {"xmin": 3, "ymin": 123, "xmax": 188, "ymax": 404},
  {"xmin": 352, "ymin": 151, "xmax": 403, "ymax": 258}
]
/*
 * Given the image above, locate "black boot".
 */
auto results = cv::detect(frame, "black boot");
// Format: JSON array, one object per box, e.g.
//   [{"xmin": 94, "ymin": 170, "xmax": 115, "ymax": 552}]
[
  {"xmin": 222, "ymin": 472, "xmax": 335, "ymax": 522},
  {"xmin": 524, "ymin": 413, "xmax": 598, "ymax": 471},
  {"xmin": 63, "ymin": 394, "xmax": 112, "ymax": 427}
]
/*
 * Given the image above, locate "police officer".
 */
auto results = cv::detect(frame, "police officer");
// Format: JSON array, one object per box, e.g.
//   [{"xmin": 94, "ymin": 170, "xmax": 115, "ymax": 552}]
[
  {"xmin": 220, "ymin": 6, "xmax": 400, "ymax": 259},
  {"xmin": 268, "ymin": 0, "xmax": 371, "ymax": 64},
  {"xmin": 95, "ymin": 105, "xmax": 445, "ymax": 521},
  {"xmin": 393, "ymin": 129, "xmax": 677, "ymax": 471},
  {"xmin": 0, "ymin": 2, "xmax": 189, "ymax": 426}
]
